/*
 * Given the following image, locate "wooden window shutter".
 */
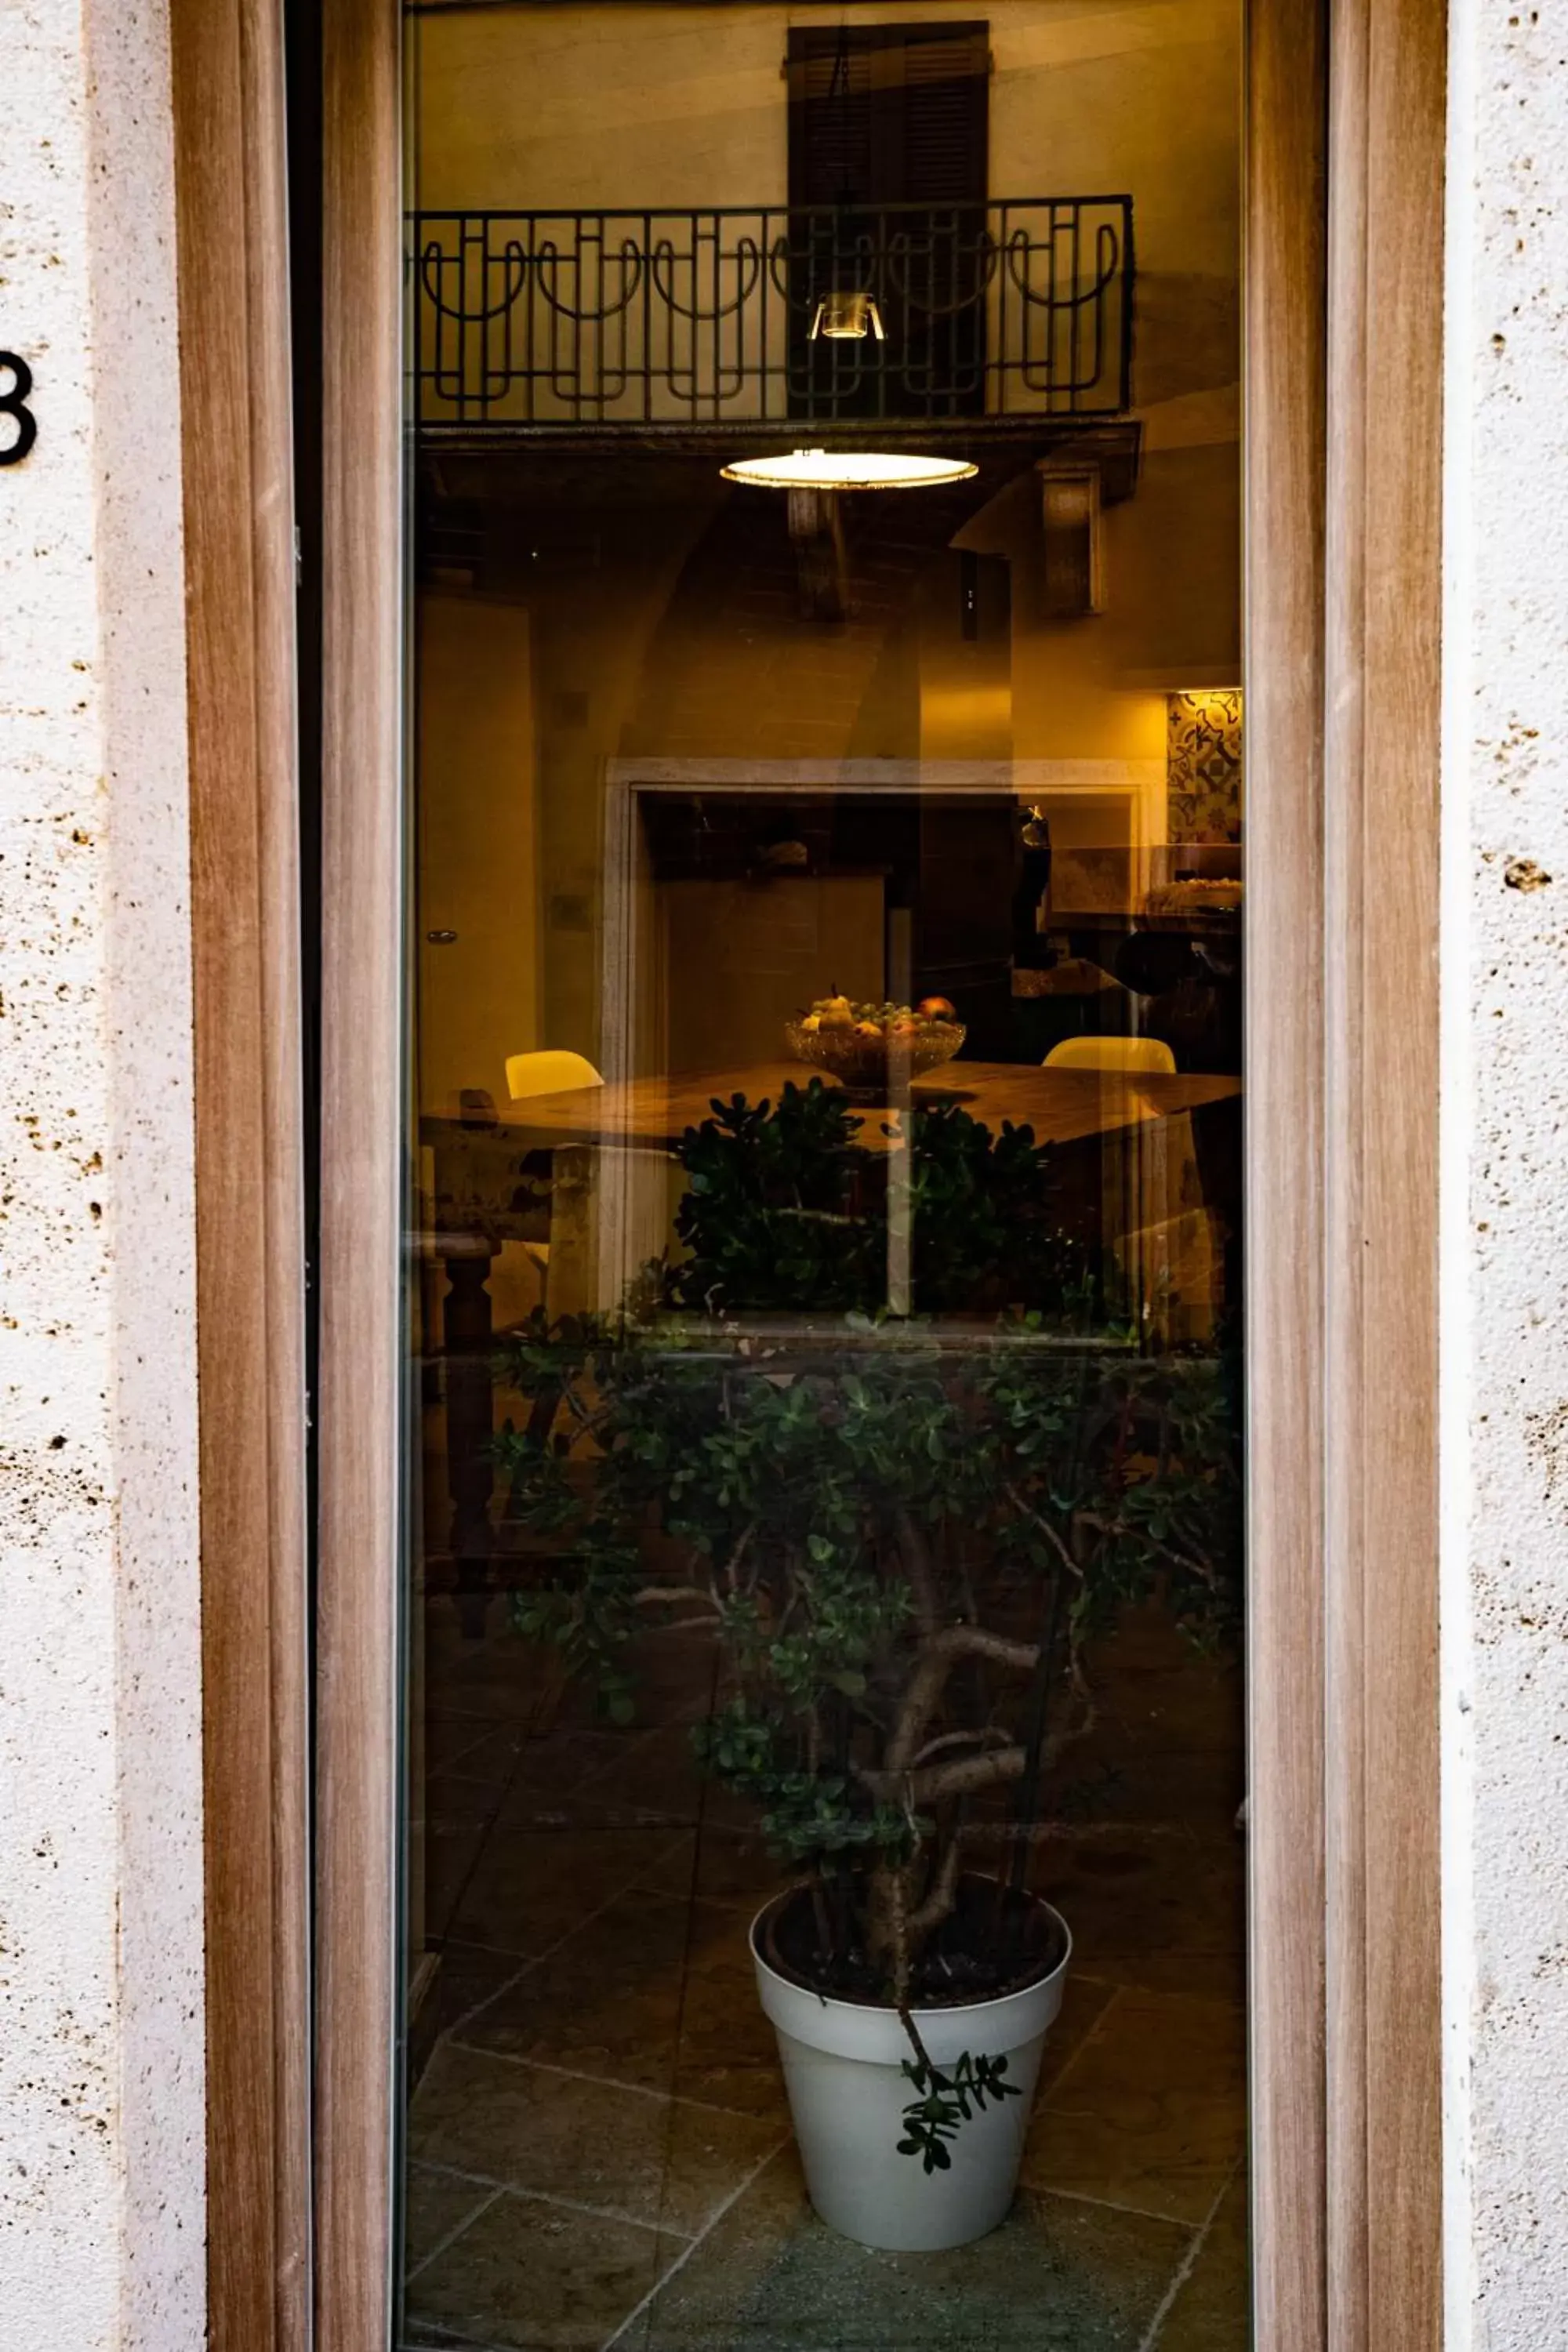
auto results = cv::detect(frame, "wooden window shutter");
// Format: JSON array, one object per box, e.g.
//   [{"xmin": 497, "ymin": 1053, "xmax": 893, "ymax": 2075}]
[
  {"xmin": 788, "ymin": 27, "xmax": 876, "ymax": 208},
  {"xmin": 895, "ymin": 24, "xmax": 989, "ymax": 205},
  {"xmin": 788, "ymin": 24, "xmax": 989, "ymax": 209}
]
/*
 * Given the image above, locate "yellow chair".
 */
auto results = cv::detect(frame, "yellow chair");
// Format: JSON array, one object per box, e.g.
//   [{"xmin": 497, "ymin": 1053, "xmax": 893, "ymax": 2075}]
[
  {"xmin": 506, "ymin": 1048, "xmax": 604, "ymax": 1100},
  {"xmin": 1043, "ymin": 1034, "xmax": 1214, "ymax": 1334},
  {"xmin": 503, "ymin": 1052, "xmax": 604, "ymax": 1308},
  {"xmin": 1044, "ymin": 1034, "xmax": 1177, "ymax": 1076}
]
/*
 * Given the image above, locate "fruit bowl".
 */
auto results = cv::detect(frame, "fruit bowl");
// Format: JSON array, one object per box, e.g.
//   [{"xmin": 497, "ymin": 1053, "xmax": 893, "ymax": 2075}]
[{"xmin": 784, "ymin": 1014, "xmax": 966, "ymax": 1098}]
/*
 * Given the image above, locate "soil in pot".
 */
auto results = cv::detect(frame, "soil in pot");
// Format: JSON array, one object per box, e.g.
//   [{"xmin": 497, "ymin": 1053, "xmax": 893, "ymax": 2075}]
[{"xmin": 760, "ymin": 1870, "xmax": 1069, "ymax": 2009}]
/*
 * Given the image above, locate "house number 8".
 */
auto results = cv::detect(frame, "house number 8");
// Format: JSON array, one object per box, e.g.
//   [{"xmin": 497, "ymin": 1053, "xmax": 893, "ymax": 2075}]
[{"xmin": 0, "ymin": 353, "xmax": 38, "ymax": 467}]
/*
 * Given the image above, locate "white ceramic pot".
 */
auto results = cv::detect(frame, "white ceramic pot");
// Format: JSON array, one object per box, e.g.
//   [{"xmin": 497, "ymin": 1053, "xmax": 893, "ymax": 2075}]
[{"xmin": 750, "ymin": 1893, "xmax": 1072, "ymax": 2252}]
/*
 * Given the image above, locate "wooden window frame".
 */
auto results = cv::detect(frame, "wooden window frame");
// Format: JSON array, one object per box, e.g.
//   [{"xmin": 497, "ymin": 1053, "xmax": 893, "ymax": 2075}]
[{"xmin": 166, "ymin": 0, "xmax": 1446, "ymax": 2341}]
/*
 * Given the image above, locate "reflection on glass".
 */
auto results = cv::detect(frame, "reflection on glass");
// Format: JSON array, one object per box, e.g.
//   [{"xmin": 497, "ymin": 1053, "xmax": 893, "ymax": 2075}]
[{"xmin": 401, "ymin": 5, "xmax": 1247, "ymax": 2344}]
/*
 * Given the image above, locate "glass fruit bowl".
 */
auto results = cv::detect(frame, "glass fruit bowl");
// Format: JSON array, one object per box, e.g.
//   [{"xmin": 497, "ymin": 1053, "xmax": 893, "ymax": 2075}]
[{"xmin": 784, "ymin": 1014, "xmax": 966, "ymax": 1098}]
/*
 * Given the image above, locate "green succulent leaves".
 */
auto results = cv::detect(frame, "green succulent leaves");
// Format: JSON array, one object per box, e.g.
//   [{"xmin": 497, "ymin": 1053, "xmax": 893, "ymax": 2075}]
[{"xmin": 898, "ymin": 2050, "xmax": 1022, "ymax": 2172}]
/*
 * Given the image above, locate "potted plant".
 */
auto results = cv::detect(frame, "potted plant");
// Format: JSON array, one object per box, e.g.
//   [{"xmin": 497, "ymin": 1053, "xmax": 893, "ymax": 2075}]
[{"xmin": 497, "ymin": 1083, "xmax": 1240, "ymax": 2252}]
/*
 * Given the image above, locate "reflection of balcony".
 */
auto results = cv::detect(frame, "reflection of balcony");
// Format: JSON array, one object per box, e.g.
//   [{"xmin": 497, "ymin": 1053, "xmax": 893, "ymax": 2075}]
[{"xmin": 408, "ymin": 198, "xmax": 1134, "ymax": 438}]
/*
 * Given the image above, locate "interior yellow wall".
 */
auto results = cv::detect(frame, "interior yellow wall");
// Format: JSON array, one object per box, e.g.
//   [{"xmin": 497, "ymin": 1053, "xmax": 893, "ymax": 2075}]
[
  {"xmin": 1004, "ymin": 441, "xmax": 1240, "ymax": 768},
  {"xmin": 918, "ymin": 553, "xmax": 1013, "ymax": 761},
  {"xmin": 416, "ymin": 593, "xmax": 540, "ymax": 1114},
  {"xmin": 662, "ymin": 874, "xmax": 886, "ymax": 1067},
  {"xmin": 414, "ymin": 3, "xmax": 788, "ymax": 211}
]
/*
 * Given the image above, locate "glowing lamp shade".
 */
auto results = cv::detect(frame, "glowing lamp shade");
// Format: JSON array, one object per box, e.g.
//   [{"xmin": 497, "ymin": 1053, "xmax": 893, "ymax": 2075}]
[
  {"xmin": 810, "ymin": 290, "xmax": 886, "ymax": 341},
  {"xmin": 720, "ymin": 448, "xmax": 978, "ymax": 492}
]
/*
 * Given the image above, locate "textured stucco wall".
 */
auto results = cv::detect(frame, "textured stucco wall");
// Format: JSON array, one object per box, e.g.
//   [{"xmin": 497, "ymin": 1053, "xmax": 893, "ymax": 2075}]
[
  {"xmin": 0, "ymin": 5, "xmax": 205, "ymax": 2347},
  {"xmin": 1443, "ymin": 2, "xmax": 1568, "ymax": 2345}
]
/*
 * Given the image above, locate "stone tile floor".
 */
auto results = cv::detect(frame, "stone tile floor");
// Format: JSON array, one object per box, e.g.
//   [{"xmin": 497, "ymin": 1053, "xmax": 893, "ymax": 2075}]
[{"xmin": 401, "ymin": 1597, "xmax": 1248, "ymax": 2351}]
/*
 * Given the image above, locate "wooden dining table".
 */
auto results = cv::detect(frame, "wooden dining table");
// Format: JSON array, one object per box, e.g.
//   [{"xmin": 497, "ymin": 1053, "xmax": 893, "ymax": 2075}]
[
  {"xmin": 488, "ymin": 1058, "xmax": 1243, "ymax": 1155},
  {"xmin": 419, "ymin": 1058, "xmax": 1243, "ymax": 1567}
]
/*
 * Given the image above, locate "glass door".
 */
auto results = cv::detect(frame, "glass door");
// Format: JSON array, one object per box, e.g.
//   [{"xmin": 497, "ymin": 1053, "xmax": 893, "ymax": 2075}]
[{"xmin": 398, "ymin": 7, "xmax": 1247, "ymax": 2343}]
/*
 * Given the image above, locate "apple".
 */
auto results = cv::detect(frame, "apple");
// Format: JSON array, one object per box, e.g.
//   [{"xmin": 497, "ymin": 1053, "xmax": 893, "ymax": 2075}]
[
  {"xmin": 916, "ymin": 995, "xmax": 957, "ymax": 1023},
  {"xmin": 852, "ymin": 1020, "xmax": 883, "ymax": 1041}
]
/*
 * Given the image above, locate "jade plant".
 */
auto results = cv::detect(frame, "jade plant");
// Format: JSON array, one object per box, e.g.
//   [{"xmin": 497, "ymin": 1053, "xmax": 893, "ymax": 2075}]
[{"xmin": 497, "ymin": 1082, "xmax": 1240, "ymax": 2167}]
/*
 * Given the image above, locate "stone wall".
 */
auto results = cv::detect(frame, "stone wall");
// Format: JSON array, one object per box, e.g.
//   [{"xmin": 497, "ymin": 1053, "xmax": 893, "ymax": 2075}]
[
  {"xmin": 1442, "ymin": 3, "xmax": 1568, "ymax": 2344},
  {"xmin": 0, "ymin": 4, "xmax": 205, "ymax": 2345}
]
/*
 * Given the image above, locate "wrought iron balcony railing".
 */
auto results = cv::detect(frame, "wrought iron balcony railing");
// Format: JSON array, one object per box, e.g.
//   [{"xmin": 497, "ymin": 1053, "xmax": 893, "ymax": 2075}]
[{"xmin": 409, "ymin": 198, "xmax": 1134, "ymax": 433}]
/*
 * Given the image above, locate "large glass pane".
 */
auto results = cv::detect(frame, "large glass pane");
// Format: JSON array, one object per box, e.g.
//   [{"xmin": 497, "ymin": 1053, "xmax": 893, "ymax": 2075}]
[{"xmin": 400, "ymin": 6, "xmax": 1247, "ymax": 2343}]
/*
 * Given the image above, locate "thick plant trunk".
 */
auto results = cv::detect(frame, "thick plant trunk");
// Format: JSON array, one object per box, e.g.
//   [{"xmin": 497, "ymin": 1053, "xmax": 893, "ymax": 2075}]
[{"xmin": 865, "ymin": 1860, "xmax": 907, "ymax": 1983}]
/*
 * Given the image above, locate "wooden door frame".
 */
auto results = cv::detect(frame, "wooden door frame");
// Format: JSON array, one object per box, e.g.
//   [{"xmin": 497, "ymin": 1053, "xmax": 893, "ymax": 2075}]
[
  {"xmin": 316, "ymin": 2, "xmax": 405, "ymax": 2346},
  {"xmin": 169, "ymin": 2, "xmax": 313, "ymax": 2347},
  {"xmin": 1246, "ymin": 2, "xmax": 1330, "ymax": 2328},
  {"xmin": 300, "ymin": 2, "xmax": 1449, "ymax": 2347},
  {"xmin": 1320, "ymin": 0, "xmax": 1446, "ymax": 2334}
]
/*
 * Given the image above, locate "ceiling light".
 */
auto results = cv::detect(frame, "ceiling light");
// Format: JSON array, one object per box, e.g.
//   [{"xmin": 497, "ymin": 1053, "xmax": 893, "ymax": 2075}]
[{"xmin": 720, "ymin": 448, "xmax": 978, "ymax": 492}]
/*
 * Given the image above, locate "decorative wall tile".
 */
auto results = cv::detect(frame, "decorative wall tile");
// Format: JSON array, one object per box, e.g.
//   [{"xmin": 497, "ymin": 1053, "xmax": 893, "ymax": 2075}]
[{"xmin": 1167, "ymin": 691, "xmax": 1243, "ymax": 844}]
